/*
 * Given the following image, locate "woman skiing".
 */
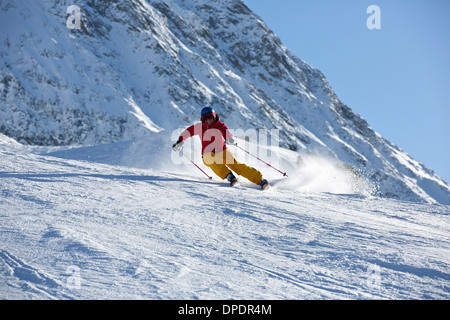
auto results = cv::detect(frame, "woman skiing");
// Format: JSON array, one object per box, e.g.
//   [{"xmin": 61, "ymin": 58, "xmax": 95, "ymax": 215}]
[{"xmin": 172, "ymin": 107, "xmax": 269, "ymax": 190}]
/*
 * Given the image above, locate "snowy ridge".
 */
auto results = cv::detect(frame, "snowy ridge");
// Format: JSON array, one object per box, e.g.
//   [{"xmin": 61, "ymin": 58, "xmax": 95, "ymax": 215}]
[
  {"xmin": 0, "ymin": 0, "xmax": 449, "ymax": 203},
  {"xmin": 1, "ymin": 136, "xmax": 449, "ymax": 299}
]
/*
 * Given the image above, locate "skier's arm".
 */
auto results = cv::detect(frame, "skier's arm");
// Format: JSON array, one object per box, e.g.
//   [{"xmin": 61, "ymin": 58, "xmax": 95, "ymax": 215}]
[
  {"xmin": 220, "ymin": 123, "xmax": 234, "ymax": 144},
  {"xmin": 178, "ymin": 123, "xmax": 202, "ymax": 142},
  {"xmin": 172, "ymin": 123, "xmax": 201, "ymax": 151}
]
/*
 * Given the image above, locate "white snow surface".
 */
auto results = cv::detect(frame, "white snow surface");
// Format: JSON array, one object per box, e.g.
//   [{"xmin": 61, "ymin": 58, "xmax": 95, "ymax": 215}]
[{"xmin": 1, "ymin": 133, "xmax": 449, "ymax": 300}]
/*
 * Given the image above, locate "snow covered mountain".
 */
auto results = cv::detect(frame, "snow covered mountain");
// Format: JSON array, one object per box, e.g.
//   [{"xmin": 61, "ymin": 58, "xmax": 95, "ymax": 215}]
[{"xmin": 0, "ymin": 0, "xmax": 449, "ymax": 204}]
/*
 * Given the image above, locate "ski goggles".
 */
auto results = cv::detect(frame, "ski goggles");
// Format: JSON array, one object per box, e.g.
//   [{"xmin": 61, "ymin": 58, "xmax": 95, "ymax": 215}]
[{"xmin": 201, "ymin": 113, "xmax": 215, "ymax": 121}]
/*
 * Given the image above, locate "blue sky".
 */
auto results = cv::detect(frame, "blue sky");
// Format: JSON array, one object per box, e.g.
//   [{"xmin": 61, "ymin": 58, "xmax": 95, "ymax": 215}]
[{"xmin": 244, "ymin": 0, "xmax": 450, "ymax": 182}]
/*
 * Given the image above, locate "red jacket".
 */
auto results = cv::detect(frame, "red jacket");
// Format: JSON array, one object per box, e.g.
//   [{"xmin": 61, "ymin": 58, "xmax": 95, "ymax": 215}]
[{"xmin": 178, "ymin": 118, "xmax": 233, "ymax": 155}]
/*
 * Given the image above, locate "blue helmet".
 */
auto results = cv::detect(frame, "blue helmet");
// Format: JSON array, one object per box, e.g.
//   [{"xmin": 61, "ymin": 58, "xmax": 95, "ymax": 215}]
[{"xmin": 201, "ymin": 107, "xmax": 216, "ymax": 117}]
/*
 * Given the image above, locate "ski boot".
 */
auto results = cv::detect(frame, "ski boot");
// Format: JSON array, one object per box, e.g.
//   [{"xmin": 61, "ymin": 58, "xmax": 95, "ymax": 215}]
[
  {"xmin": 226, "ymin": 172, "xmax": 238, "ymax": 187},
  {"xmin": 259, "ymin": 179, "xmax": 269, "ymax": 190}
]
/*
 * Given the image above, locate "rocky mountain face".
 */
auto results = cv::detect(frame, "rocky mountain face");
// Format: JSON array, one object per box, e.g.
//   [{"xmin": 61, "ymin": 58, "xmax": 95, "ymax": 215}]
[{"xmin": 1, "ymin": 0, "xmax": 449, "ymax": 204}]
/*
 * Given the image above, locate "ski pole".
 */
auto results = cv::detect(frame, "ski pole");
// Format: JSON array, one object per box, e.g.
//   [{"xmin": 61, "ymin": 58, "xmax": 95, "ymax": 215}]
[
  {"xmin": 179, "ymin": 149, "xmax": 212, "ymax": 180},
  {"xmin": 233, "ymin": 143, "xmax": 288, "ymax": 177}
]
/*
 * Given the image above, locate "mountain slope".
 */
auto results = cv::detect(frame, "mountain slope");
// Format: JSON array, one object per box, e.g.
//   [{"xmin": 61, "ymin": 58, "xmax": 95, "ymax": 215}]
[
  {"xmin": 0, "ymin": 0, "xmax": 449, "ymax": 204},
  {"xmin": 0, "ymin": 137, "xmax": 449, "ymax": 300}
]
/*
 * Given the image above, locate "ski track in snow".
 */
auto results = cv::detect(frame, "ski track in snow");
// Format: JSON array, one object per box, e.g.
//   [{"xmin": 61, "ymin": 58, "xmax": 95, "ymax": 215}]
[{"xmin": 0, "ymin": 142, "xmax": 449, "ymax": 300}]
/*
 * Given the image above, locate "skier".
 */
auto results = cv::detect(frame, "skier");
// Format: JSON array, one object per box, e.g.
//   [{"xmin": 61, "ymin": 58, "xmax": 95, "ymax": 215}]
[{"xmin": 172, "ymin": 107, "xmax": 269, "ymax": 190}]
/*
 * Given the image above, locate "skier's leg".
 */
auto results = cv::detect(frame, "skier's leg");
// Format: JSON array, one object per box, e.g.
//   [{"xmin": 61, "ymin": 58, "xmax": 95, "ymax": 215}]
[
  {"xmin": 202, "ymin": 152, "xmax": 231, "ymax": 180},
  {"xmin": 222, "ymin": 149, "xmax": 263, "ymax": 185}
]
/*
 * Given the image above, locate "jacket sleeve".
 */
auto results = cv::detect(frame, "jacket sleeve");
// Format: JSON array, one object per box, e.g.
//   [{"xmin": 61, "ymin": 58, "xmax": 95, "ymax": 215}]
[
  {"xmin": 218, "ymin": 121, "xmax": 233, "ymax": 140},
  {"xmin": 178, "ymin": 123, "xmax": 202, "ymax": 142}
]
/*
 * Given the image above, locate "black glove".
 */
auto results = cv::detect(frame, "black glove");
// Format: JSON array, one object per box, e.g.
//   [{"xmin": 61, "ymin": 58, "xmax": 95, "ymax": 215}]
[
  {"xmin": 172, "ymin": 139, "xmax": 184, "ymax": 152},
  {"xmin": 225, "ymin": 137, "xmax": 235, "ymax": 145}
]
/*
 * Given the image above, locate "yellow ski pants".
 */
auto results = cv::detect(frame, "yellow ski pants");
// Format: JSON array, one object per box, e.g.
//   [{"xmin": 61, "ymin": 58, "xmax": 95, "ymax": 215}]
[{"xmin": 202, "ymin": 149, "xmax": 263, "ymax": 185}]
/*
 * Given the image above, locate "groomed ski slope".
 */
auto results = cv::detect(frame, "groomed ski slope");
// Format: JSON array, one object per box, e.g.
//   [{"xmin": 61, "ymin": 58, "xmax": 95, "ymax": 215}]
[{"xmin": 0, "ymin": 134, "xmax": 449, "ymax": 299}]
